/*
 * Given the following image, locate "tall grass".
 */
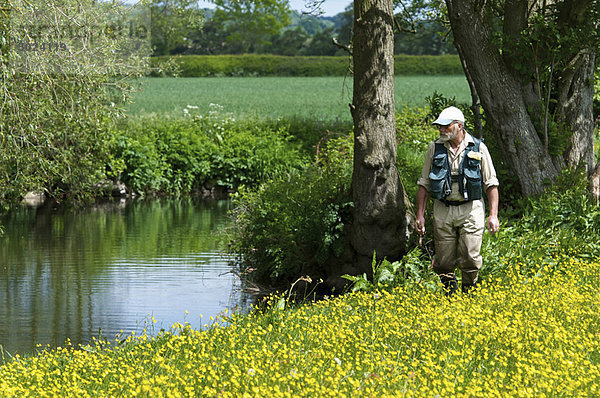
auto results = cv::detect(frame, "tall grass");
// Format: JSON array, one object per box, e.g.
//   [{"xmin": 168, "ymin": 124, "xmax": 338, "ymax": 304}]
[{"xmin": 126, "ymin": 76, "xmax": 470, "ymax": 121}]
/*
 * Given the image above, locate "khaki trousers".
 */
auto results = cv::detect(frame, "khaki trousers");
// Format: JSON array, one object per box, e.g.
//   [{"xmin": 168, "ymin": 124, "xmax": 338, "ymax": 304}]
[{"xmin": 432, "ymin": 199, "xmax": 485, "ymax": 285}]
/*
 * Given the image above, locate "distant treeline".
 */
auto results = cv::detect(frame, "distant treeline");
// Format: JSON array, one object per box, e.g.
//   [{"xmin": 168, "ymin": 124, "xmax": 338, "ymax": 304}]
[
  {"xmin": 150, "ymin": 54, "xmax": 463, "ymax": 77},
  {"xmin": 151, "ymin": 4, "xmax": 457, "ymax": 58}
]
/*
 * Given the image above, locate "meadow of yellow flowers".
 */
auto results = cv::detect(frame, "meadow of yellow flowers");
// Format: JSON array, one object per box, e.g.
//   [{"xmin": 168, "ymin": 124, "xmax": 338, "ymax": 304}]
[{"xmin": 1, "ymin": 250, "xmax": 599, "ymax": 397}]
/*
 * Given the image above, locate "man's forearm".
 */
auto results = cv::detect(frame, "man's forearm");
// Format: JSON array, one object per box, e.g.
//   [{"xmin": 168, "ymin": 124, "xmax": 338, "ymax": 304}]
[
  {"xmin": 417, "ymin": 186, "xmax": 429, "ymax": 218},
  {"xmin": 486, "ymin": 186, "xmax": 499, "ymax": 217}
]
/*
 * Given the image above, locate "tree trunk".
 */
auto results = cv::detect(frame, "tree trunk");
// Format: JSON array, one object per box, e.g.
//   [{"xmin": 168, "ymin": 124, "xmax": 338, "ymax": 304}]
[
  {"xmin": 555, "ymin": 0, "xmax": 599, "ymax": 198},
  {"xmin": 350, "ymin": 0, "xmax": 408, "ymax": 274},
  {"xmin": 447, "ymin": 0, "xmax": 559, "ymax": 195},
  {"xmin": 446, "ymin": 0, "xmax": 599, "ymax": 197},
  {"xmin": 455, "ymin": 39, "xmax": 483, "ymax": 138}
]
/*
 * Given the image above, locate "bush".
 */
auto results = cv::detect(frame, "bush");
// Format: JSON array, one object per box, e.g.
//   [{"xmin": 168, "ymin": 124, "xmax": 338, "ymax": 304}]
[
  {"xmin": 479, "ymin": 168, "xmax": 600, "ymax": 280},
  {"xmin": 150, "ymin": 54, "xmax": 463, "ymax": 77},
  {"xmin": 395, "ymin": 106, "xmax": 439, "ymax": 201},
  {"xmin": 228, "ymin": 134, "xmax": 353, "ymax": 288},
  {"xmin": 228, "ymin": 107, "xmax": 439, "ymax": 288},
  {"xmin": 519, "ymin": 167, "xmax": 600, "ymax": 232},
  {"xmin": 112, "ymin": 111, "xmax": 308, "ymax": 195},
  {"xmin": 393, "ymin": 55, "xmax": 463, "ymax": 75}
]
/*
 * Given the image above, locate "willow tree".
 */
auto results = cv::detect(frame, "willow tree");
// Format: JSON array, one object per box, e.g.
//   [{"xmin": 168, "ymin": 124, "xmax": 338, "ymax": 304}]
[
  {"xmin": 444, "ymin": 0, "xmax": 599, "ymax": 196},
  {"xmin": 1, "ymin": 0, "xmax": 149, "ymax": 204},
  {"xmin": 350, "ymin": 0, "xmax": 409, "ymax": 274}
]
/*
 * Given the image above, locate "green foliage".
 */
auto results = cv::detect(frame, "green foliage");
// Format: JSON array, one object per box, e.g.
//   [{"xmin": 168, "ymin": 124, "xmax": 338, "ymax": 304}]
[
  {"xmin": 525, "ymin": 105, "xmax": 572, "ymax": 158},
  {"xmin": 497, "ymin": 1, "xmax": 598, "ymax": 159},
  {"xmin": 274, "ymin": 116, "xmax": 352, "ymax": 154},
  {"xmin": 480, "ymin": 167, "xmax": 600, "ymax": 279},
  {"xmin": 209, "ymin": 0, "xmax": 291, "ymax": 54},
  {"xmin": 152, "ymin": 2, "xmax": 456, "ymax": 56},
  {"xmin": 424, "ymin": 90, "xmax": 458, "ymax": 121},
  {"xmin": 501, "ymin": 2, "xmax": 600, "ymax": 85},
  {"xmin": 394, "ymin": 20, "xmax": 457, "ymax": 56},
  {"xmin": 0, "ymin": 0, "xmax": 148, "ymax": 205},
  {"xmin": 519, "ymin": 168, "xmax": 600, "ymax": 233},
  {"xmin": 150, "ymin": 54, "xmax": 351, "ymax": 77},
  {"xmin": 228, "ymin": 107, "xmax": 442, "ymax": 288},
  {"xmin": 149, "ymin": 54, "xmax": 463, "ymax": 77},
  {"xmin": 287, "ymin": 10, "xmax": 336, "ymax": 36},
  {"xmin": 393, "ymin": 55, "xmax": 462, "ymax": 75},
  {"xmin": 396, "ymin": 107, "xmax": 440, "ymax": 150},
  {"xmin": 268, "ymin": 27, "xmax": 311, "ymax": 56},
  {"xmin": 300, "ymin": 27, "xmax": 340, "ymax": 56},
  {"xmin": 424, "ymin": 90, "xmax": 477, "ymax": 132},
  {"xmin": 150, "ymin": 0, "xmax": 204, "ymax": 56},
  {"xmin": 113, "ymin": 111, "xmax": 307, "ymax": 195},
  {"xmin": 342, "ymin": 249, "xmax": 439, "ymax": 293},
  {"xmin": 395, "ymin": 107, "xmax": 439, "ymax": 201},
  {"xmin": 228, "ymin": 135, "xmax": 353, "ymax": 287}
]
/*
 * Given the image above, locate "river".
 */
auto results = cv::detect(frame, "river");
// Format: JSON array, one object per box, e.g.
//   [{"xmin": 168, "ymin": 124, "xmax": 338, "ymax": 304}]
[{"xmin": 0, "ymin": 198, "xmax": 249, "ymax": 357}]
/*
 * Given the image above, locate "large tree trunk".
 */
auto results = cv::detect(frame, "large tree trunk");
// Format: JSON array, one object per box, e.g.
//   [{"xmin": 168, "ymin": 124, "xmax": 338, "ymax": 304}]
[
  {"xmin": 446, "ymin": 0, "xmax": 598, "ymax": 197},
  {"xmin": 350, "ymin": 0, "xmax": 408, "ymax": 274},
  {"xmin": 446, "ymin": 0, "xmax": 560, "ymax": 196},
  {"xmin": 555, "ymin": 0, "xmax": 597, "ymax": 176}
]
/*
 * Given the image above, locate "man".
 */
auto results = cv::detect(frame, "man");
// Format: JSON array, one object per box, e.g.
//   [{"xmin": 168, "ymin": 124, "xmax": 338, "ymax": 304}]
[{"xmin": 415, "ymin": 106, "xmax": 499, "ymax": 295}]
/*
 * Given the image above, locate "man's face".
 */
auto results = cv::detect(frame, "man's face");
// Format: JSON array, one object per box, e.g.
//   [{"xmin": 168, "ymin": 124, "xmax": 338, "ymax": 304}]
[{"xmin": 437, "ymin": 121, "xmax": 460, "ymax": 142}]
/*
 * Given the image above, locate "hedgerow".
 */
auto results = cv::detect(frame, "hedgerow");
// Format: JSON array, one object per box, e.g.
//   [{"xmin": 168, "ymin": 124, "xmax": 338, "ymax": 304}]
[{"xmin": 150, "ymin": 54, "xmax": 463, "ymax": 77}]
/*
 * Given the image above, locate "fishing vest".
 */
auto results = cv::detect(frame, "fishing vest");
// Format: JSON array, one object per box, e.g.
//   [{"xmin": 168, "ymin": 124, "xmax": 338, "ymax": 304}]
[{"xmin": 428, "ymin": 137, "xmax": 483, "ymax": 202}]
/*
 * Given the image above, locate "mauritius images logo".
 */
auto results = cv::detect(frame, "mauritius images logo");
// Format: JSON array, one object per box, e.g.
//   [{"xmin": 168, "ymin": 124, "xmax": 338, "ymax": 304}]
[{"xmin": 9, "ymin": 0, "xmax": 150, "ymax": 74}]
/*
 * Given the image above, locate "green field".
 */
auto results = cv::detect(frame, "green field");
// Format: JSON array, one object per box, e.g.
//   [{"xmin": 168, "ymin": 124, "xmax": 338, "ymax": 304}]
[{"xmin": 126, "ymin": 76, "xmax": 470, "ymax": 121}]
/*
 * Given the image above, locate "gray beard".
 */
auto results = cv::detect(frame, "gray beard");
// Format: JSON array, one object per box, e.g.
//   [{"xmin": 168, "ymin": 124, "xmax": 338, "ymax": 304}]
[{"xmin": 438, "ymin": 132, "xmax": 457, "ymax": 143}]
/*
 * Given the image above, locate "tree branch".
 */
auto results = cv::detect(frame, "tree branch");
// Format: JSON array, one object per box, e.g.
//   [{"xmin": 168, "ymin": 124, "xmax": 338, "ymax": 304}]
[
  {"xmin": 393, "ymin": 0, "xmax": 416, "ymax": 33},
  {"xmin": 332, "ymin": 38, "xmax": 352, "ymax": 55},
  {"xmin": 301, "ymin": 0, "xmax": 327, "ymax": 16},
  {"xmin": 393, "ymin": 16, "xmax": 416, "ymax": 34}
]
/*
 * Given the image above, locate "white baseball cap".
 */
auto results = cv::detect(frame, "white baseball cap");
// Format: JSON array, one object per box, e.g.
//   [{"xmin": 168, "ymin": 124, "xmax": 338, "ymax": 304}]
[{"xmin": 432, "ymin": 106, "xmax": 465, "ymax": 126}]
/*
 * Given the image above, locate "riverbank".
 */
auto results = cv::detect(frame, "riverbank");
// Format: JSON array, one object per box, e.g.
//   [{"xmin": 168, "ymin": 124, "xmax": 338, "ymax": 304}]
[
  {"xmin": 3, "ymin": 77, "xmax": 469, "ymax": 207},
  {"xmin": 15, "ymin": 110, "xmax": 314, "ymax": 208},
  {"xmin": 1, "ymin": 243, "xmax": 599, "ymax": 396},
  {"xmin": 3, "ymin": 152, "xmax": 600, "ymax": 396}
]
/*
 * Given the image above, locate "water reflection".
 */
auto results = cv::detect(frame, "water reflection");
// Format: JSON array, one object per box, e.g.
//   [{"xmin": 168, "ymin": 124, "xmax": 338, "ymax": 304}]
[{"xmin": 0, "ymin": 198, "xmax": 248, "ymax": 357}]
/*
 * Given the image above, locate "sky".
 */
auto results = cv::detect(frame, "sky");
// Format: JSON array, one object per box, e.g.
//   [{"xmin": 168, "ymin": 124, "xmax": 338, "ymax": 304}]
[
  {"xmin": 196, "ymin": 0, "xmax": 352, "ymax": 17},
  {"xmin": 290, "ymin": 0, "xmax": 351, "ymax": 16}
]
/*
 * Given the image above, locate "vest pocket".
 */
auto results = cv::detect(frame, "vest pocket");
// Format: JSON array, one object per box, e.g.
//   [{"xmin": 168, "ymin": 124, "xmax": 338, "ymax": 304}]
[
  {"xmin": 429, "ymin": 155, "xmax": 449, "ymax": 199},
  {"xmin": 463, "ymin": 159, "xmax": 482, "ymax": 200}
]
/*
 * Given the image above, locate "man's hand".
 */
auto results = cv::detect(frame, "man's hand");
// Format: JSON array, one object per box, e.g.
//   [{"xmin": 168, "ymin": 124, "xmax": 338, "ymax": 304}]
[
  {"xmin": 415, "ymin": 216, "xmax": 426, "ymax": 235},
  {"xmin": 415, "ymin": 186, "xmax": 429, "ymax": 236},
  {"xmin": 486, "ymin": 215, "xmax": 499, "ymax": 235}
]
